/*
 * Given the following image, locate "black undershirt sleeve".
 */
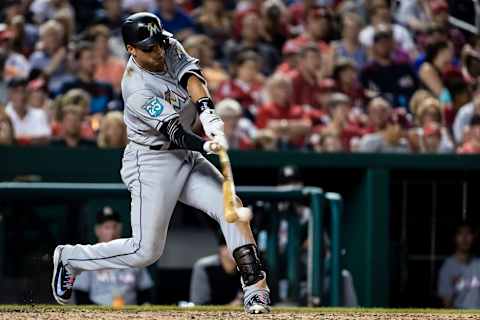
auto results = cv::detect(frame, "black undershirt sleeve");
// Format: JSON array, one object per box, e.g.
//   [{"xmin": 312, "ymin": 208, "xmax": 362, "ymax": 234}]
[
  {"xmin": 179, "ymin": 70, "xmax": 205, "ymax": 90},
  {"xmin": 159, "ymin": 116, "xmax": 205, "ymax": 152}
]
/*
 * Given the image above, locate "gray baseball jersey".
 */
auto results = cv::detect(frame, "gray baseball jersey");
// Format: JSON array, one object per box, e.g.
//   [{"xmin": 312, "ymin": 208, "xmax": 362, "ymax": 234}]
[
  {"xmin": 438, "ymin": 256, "xmax": 480, "ymax": 308},
  {"xmin": 122, "ymin": 38, "xmax": 200, "ymax": 146},
  {"xmin": 61, "ymin": 38, "xmax": 253, "ymax": 276},
  {"xmin": 73, "ymin": 268, "xmax": 153, "ymax": 305}
]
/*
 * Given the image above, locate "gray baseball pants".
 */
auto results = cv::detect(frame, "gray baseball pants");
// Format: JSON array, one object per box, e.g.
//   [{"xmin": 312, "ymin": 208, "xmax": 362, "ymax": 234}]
[{"xmin": 61, "ymin": 142, "xmax": 252, "ymax": 273}]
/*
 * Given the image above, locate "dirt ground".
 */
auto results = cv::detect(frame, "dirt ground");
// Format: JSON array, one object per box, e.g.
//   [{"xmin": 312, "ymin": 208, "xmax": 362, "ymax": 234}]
[{"xmin": 2, "ymin": 310, "xmax": 480, "ymax": 320}]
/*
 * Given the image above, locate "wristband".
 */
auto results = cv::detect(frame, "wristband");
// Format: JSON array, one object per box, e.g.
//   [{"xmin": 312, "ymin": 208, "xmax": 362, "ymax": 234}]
[{"xmin": 195, "ymin": 97, "xmax": 215, "ymax": 113}]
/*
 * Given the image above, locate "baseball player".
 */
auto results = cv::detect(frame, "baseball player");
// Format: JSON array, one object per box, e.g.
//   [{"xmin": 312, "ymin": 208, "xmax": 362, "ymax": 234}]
[{"xmin": 51, "ymin": 12, "xmax": 270, "ymax": 314}]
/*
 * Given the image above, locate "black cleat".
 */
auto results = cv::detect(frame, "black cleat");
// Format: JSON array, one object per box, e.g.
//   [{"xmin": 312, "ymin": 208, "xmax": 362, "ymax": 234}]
[{"xmin": 51, "ymin": 246, "xmax": 75, "ymax": 304}]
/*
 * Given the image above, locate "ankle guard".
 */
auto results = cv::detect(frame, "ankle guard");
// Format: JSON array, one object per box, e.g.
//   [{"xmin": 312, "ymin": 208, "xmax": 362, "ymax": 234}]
[{"xmin": 233, "ymin": 244, "xmax": 264, "ymax": 286}]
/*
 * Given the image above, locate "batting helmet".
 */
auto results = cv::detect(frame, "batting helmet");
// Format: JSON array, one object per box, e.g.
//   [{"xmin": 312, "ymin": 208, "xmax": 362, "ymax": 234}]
[{"xmin": 121, "ymin": 12, "xmax": 172, "ymax": 50}]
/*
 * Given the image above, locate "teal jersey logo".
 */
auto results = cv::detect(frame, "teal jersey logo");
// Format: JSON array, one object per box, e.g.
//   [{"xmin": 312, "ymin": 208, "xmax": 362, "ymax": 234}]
[{"xmin": 144, "ymin": 97, "xmax": 164, "ymax": 118}]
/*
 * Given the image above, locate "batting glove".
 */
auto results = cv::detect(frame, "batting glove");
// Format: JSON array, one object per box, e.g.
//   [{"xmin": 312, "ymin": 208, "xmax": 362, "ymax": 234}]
[{"xmin": 199, "ymin": 109, "xmax": 224, "ymax": 139}]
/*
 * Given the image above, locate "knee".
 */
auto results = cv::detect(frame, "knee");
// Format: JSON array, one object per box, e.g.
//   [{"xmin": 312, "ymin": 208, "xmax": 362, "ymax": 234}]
[{"xmin": 132, "ymin": 244, "xmax": 164, "ymax": 268}]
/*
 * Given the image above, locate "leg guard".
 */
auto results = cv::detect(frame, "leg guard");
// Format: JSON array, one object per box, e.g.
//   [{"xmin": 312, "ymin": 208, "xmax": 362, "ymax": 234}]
[{"xmin": 232, "ymin": 244, "xmax": 264, "ymax": 286}]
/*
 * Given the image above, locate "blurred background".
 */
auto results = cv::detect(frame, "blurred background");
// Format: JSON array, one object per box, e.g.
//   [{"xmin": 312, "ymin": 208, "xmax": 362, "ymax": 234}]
[{"xmin": 2, "ymin": 0, "xmax": 480, "ymax": 310}]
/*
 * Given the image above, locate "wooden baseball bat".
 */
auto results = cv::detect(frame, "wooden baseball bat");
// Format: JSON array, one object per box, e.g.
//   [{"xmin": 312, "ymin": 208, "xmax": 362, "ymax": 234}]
[{"xmin": 218, "ymin": 148, "xmax": 239, "ymax": 223}]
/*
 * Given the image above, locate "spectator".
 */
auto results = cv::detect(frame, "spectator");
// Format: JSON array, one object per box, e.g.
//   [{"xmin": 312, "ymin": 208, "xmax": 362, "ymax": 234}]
[
  {"xmin": 394, "ymin": 0, "xmax": 432, "ymax": 33},
  {"xmin": 287, "ymin": 0, "xmax": 320, "ymax": 36},
  {"xmin": 256, "ymin": 74, "xmax": 310, "ymax": 148},
  {"xmin": 332, "ymin": 59, "xmax": 365, "ymax": 110},
  {"xmin": 443, "ymin": 70, "xmax": 470, "ymax": 129},
  {"xmin": 223, "ymin": 11, "xmax": 280, "ymax": 76},
  {"xmin": 0, "ymin": 107, "xmax": 15, "ymax": 146},
  {"xmin": 97, "ymin": 111, "xmax": 127, "ymax": 148},
  {"xmin": 191, "ymin": 0, "xmax": 232, "ymax": 50},
  {"xmin": 216, "ymin": 99, "xmax": 254, "ymax": 150},
  {"xmin": 413, "ymin": 23, "xmax": 452, "ymax": 72},
  {"xmin": 310, "ymin": 132, "xmax": 344, "ymax": 153},
  {"xmin": 260, "ymin": 0, "xmax": 288, "ymax": 53},
  {"xmin": 355, "ymin": 97, "xmax": 410, "ymax": 153},
  {"xmin": 183, "ymin": 35, "xmax": 229, "ymax": 93},
  {"xmin": 461, "ymin": 39, "xmax": 480, "ymax": 85},
  {"xmin": 73, "ymin": 206, "xmax": 154, "ymax": 305},
  {"xmin": 89, "ymin": 25, "xmax": 126, "ymax": 94},
  {"xmin": 289, "ymin": 44, "xmax": 323, "ymax": 109},
  {"xmin": 215, "ymin": 50, "xmax": 264, "ymax": 120},
  {"xmin": 359, "ymin": 0, "xmax": 415, "ymax": 56},
  {"xmin": 0, "ymin": 23, "xmax": 30, "ymax": 81},
  {"xmin": 453, "ymin": 88, "xmax": 480, "ymax": 144},
  {"xmin": 275, "ymin": 40, "xmax": 301, "ymax": 77},
  {"xmin": 50, "ymin": 103, "xmax": 96, "ymax": 148},
  {"xmin": 408, "ymin": 97, "xmax": 454, "ymax": 153},
  {"xmin": 189, "ymin": 235, "xmax": 242, "ymax": 305},
  {"xmin": 154, "ymin": 0, "xmax": 196, "ymax": 41},
  {"xmin": 284, "ymin": 5, "xmax": 335, "ymax": 75},
  {"xmin": 8, "ymin": 14, "xmax": 39, "ymax": 58},
  {"xmin": 51, "ymin": 89, "xmax": 96, "ymax": 139},
  {"xmin": 332, "ymin": 12, "xmax": 368, "ymax": 69},
  {"xmin": 429, "ymin": 0, "xmax": 465, "ymax": 57},
  {"xmin": 3, "ymin": 0, "xmax": 39, "ymax": 56},
  {"xmin": 253, "ymin": 129, "xmax": 278, "ymax": 151},
  {"xmin": 29, "ymin": 19, "xmax": 73, "ymax": 94},
  {"xmin": 102, "ymin": 0, "xmax": 126, "ymax": 32},
  {"xmin": 320, "ymin": 93, "xmax": 364, "ymax": 151},
  {"xmin": 59, "ymin": 42, "xmax": 117, "ymax": 114},
  {"xmin": 360, "ymin": 25, "xmax": 419, "ymax": 109},
  {"xmin": 457, "ymin": 115, "xmax": 480, "ymax": 154},
  {"xmin": 287, "ymin": 4, "xmax": 334, "ymax": 47},
  {"xmin": 438, "ymin": 221, "xmax": 480, "ymax": 308},
  {"xmin": 27, "ymin": 78, "xmax": 51, "ymax": 113},
  {"xmin": 52, "ymin": 5, "xmax": 76, "ymax": 45},
  {"xmin": 419, "ymin": 41, "xmax": 455, "ymax": 109},
  {"xmin": 4, "ymin": 78, "xmax": 51, "ymax": 145}
]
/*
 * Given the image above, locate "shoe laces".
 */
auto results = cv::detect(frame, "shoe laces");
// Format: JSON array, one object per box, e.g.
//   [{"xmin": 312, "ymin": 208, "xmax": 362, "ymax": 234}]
[
  {"xmin": 247, "ymin": 289, "xmax": 269, "ymax": 306},
  {"xmin": 63, "ymin": 269, "xmax": 75, "ymax": 290}
]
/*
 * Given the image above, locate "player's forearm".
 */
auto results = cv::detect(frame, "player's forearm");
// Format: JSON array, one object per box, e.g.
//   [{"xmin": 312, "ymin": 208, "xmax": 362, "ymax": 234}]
[
  {"xmin": 186, "ymin": 74, "xmax": 211, "ymax": 103},
  {"xmin": 159, "ymin": 117, "xmax": 205, "ymax": 152}
]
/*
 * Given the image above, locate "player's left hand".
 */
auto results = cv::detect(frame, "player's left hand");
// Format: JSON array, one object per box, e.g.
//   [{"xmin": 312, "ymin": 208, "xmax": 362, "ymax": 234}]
[{"xmin": 199, "ymin": 109, "xmax": 224, "ymax": 139}]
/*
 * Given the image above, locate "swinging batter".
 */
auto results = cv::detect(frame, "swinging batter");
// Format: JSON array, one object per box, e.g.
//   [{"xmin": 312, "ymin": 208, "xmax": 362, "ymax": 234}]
[{"xmin": 51, "ymin": 12, "xmax": 270, "ymax": 314}]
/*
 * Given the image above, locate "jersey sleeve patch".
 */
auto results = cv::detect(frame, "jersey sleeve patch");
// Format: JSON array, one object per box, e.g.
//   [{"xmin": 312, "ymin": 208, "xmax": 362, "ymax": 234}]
[{"xmin": 143, "ymin": 97, "xmax": 165, "ymax": 118}]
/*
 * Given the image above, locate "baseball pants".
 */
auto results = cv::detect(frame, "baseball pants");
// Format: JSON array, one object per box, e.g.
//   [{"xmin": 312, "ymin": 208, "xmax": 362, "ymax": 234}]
[{"xmin": 62, "ymin": 142, "xmax": 253, "ymax": 273}]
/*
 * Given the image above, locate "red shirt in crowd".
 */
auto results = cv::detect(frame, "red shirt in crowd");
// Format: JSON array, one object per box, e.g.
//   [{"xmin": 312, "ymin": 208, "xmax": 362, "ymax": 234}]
[
  {"xmin": 289, "ymin": 70, "xmax": 324, "ymax": 109},
  {"xmin": 255, "ymin": 102, "xmax": 306, "ymax": 129},
  {"xmin": 215, "ymin": 79, "xmax": 263, "ymax": 116}
]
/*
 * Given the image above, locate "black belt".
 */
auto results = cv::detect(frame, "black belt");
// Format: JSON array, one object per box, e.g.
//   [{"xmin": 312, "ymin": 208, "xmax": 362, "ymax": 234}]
[{"xmin": 149, "ymin": 143, "xmax": 178, "ymax": 151}]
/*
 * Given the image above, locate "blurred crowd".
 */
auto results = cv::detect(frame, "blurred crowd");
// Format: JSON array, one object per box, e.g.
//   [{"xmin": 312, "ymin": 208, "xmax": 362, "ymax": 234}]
[{"xmin": 1, "ymin": 0, "xmax": 480, "ymax": 153}]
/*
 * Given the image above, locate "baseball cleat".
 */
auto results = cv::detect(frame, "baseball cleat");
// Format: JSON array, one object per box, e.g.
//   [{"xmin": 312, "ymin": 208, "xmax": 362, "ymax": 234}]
[
  {"xmin": 243, "ymin": 274, "xmax": 271, "ymax": 314},
  {"xmin": 51, "ymin": 246, "xmax": 75, "ymax": 304}
]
